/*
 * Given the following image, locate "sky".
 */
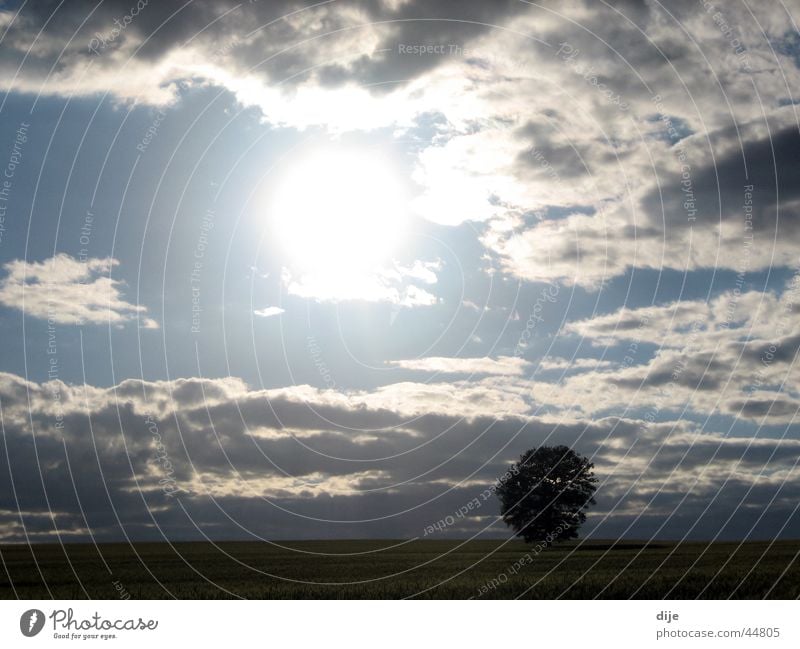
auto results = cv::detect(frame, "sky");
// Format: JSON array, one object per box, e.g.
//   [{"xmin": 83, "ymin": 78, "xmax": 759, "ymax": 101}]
[{"xmin": 0, "ymin": 0, "xmax": 799, "ymax": 543}]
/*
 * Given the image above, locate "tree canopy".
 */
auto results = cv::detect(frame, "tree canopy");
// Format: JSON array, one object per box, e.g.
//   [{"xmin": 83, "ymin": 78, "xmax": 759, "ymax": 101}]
[{"xmin": 496, "ymin": 445, "xmax": 597, "ymax": 544}]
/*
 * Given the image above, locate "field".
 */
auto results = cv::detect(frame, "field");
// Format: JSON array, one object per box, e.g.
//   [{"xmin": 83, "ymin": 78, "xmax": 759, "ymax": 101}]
[{"xmin": 2, "ymin": 539, "xmax": 799, "ymax": 599}]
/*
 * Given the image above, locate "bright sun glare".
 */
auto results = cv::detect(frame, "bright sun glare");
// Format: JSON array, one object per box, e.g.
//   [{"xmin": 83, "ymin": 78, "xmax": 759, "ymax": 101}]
[{"xmin": 272, "ymin": 149, "xmax": 407, "ymax": 275}]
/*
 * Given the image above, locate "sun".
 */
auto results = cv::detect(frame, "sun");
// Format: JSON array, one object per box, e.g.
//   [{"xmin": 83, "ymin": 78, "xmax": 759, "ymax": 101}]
[{"xmin": 271, "ymin": 148, "xmax": 408, "ymax": 275}]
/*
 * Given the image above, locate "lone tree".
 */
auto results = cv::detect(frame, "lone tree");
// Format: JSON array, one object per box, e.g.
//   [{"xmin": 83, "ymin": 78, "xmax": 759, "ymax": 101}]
[{"xmin": 496, "ymin": 445, "xmax": 597, "ymax": 545}]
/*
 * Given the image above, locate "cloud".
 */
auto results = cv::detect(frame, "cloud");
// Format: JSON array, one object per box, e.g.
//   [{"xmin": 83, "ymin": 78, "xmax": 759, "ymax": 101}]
[
  {"xmin": 0, "ymin": 1, "xmax": 527, "ymax": 126},
  {"xmin": 534, "ymin": 357, "xmax": 615, "ymax": 373},
  {"xmin": 0, "ymin": 368, "xmax": 798, "ymax": 542},
  {"xmin": 281, "ymin": 263, "xmax": 440, "ymax": 306},
  {"xmin": 5, "ymin": 1, "xmax": 800, "ymax": 288},
  {"xmin": 387, "ymin": 355, "xmax": 529, "ymax": 376},
  {"xmin": 0, "ymin": 254, "xmax": 158, "ymax": 328},
  {"xmin": 253, "ymin": 306, "xmax": 285, "ymax": 318},
  {"xmin": 535, "ymin": 281, "xmax": 800, "ymax": 423},
  {"xmin": 399, "ymin": 3, "xmax": 800, "ymax": 286}
]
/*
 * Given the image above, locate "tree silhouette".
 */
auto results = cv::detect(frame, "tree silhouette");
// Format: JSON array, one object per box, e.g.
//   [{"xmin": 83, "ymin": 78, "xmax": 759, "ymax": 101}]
[{"xmin": 496, "ymin": 446, "xmax": 597, "ymax": 545}]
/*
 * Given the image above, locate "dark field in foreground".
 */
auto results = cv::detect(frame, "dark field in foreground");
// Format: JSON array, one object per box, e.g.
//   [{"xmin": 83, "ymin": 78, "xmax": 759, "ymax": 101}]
[{"xmin": 2, "ymin": 539, "xmax": 798, "ymax": 599}]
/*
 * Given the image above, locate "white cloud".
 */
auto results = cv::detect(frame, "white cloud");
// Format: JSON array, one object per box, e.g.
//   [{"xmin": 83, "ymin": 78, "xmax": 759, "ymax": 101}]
[
  {"xmin": 0, "ymin": 254, "xmax": 158, "ymax": 328},
  {"xmin": 387, "ymin": 355, "xmax": 529, "ymax": 376},
  {"xmin": 535, "ymin": 357, "xmax": 615, "ymax": 372},
  {"xmin": 282, "ymin": 264, "xmax": 439, "ymax": 306},
  {"xmin": 253, "ymin": 306, "xmax": 285, "ymax": 318}
]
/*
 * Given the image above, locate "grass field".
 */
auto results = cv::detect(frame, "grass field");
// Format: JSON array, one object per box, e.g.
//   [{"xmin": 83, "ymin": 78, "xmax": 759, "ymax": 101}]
[{"xmin": 2, "ymin": 539, "xmax": 798, "ymax": 599}]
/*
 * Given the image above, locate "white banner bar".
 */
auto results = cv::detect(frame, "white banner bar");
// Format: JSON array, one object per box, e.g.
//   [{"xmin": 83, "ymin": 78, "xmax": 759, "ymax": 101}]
[{"xmin": 0, "ymin": 600, "xmax": 797, "ymax": 648}]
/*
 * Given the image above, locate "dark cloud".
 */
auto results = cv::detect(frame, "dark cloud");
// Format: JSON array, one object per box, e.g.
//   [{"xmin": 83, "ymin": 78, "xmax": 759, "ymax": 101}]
[
  {"xmin": 741, "ymin": 333, "xmax": 800, "ymax": 365},
  {"xmin": 0, "ymin": 0, "xmax": 529, "ymax": 97},
  {"xmin": 641, "ymin": 127, "xmax": 800, "ymax": 234},
  {"xmin": 611, "ymin": 352, "xmax": 727, "ymax": 391},
  {"xmin": 1, "ymin": 371, "xmax": 798, "ymax": 542},
  {"xmin": 725, "ymin": 397, "xmax": 800, "ymax": 420},
  {"xmin": 514, "ymin": 119, "xmax": 597, "ymax": 180}
]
